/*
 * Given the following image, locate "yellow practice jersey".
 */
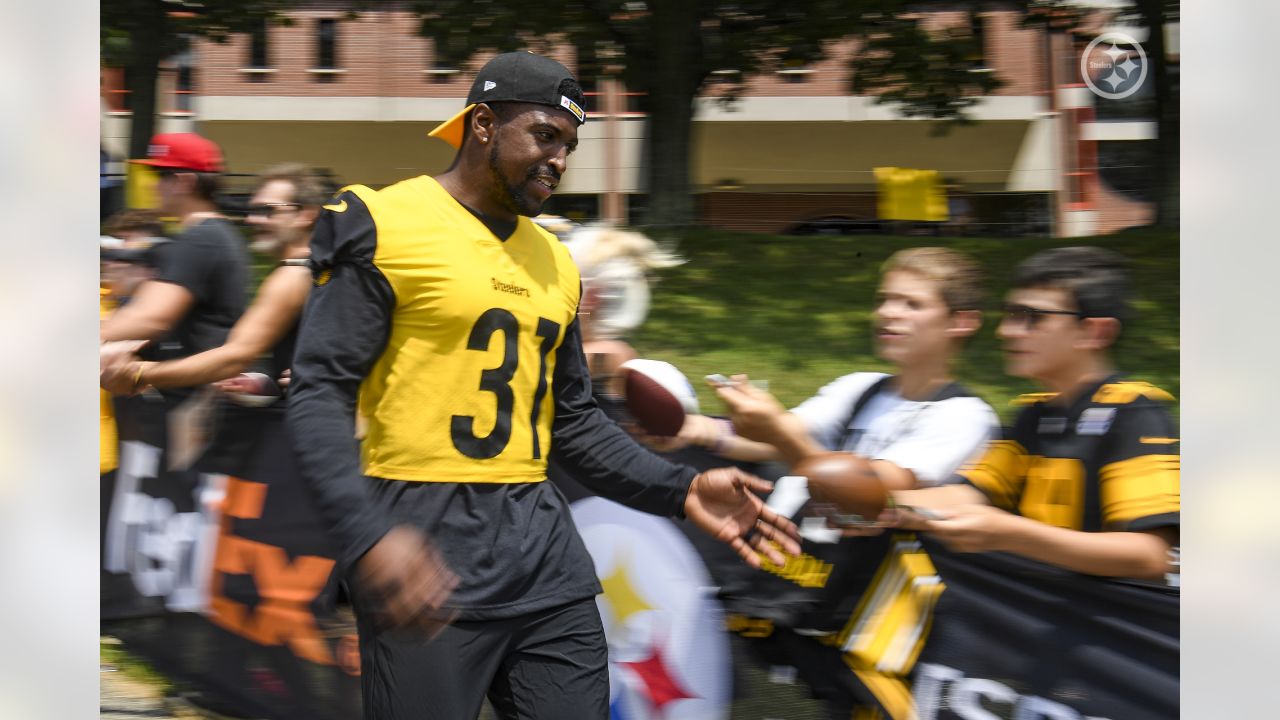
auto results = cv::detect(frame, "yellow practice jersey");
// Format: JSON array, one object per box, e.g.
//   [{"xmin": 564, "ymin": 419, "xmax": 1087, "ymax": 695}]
[
  {"xmin": 290, "ymin": 175, "xmax": 696, "ymax": 615},
  {"xmin": 336, "ymin": 178, "xmax": 582, "ymax": 483}
]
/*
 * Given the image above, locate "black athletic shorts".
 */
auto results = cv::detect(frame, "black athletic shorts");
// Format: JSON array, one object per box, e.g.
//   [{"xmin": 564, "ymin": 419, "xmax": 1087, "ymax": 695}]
[{"xmin": 353, "ymin": 593, "xmax": 610, "ymax": 719}]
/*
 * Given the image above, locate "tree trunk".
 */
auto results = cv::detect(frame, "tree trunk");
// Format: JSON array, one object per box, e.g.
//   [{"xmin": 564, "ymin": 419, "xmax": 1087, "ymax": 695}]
[
  {"xmin": 126, "ymin": 1, "xmax": 168, "ymax": 161},
  {"xmin": 641, "ymin": 82, "xmax": 698, "ymax": 229},
  {"xmin": 635, "ymin": 0, "xmax": 701, "ymax": 229},
  {"xmin": 1139, "ymin": 0, "xmax": 1177, "ymax": 229}
]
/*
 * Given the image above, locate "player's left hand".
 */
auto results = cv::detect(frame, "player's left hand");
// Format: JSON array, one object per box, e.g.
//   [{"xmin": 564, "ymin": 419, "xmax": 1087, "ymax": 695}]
[
  {"xmin": 918, "ymin": 504, "xmax": 1016, "ymax": 553},
  {"xmin": 684, "ymin": 466, "xmax": 802, "ymax": 568}
]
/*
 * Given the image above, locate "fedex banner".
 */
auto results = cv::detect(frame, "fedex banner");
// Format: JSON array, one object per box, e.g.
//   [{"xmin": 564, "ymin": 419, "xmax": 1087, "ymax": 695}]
[
  {"xmin": 101, "ymin": 395, "xmax": 360, "ymax": 720},
  {"xmin": 101, "ymin": 396, "xmax": 1176, "ymax": 720}
]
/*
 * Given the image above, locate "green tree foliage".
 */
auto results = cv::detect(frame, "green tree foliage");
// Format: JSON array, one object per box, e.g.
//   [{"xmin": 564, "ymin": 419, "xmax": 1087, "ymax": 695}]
[
  {"xmin": 411, "ymin": 0, "xmax": 1001, "ymax": 227},
  {"xmin": 850, "ymin": 13, "xmax": 1000, "ymax": 127},
  {"xmin": 102, "ymin": 1, "xmax": 1013, "ymax": 225},
  {"xmin": 102, "ymin": 0, "xmax": 299, "ymax": 160}
]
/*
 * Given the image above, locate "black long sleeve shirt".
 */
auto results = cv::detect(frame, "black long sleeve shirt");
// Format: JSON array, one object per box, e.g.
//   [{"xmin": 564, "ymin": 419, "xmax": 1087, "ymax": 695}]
[{"xmin": 286, "ymin": 184, "xmax": 697, "ymax": 619}]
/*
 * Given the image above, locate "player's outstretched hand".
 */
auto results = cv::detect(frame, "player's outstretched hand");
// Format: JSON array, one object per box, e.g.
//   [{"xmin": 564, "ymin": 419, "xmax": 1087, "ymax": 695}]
[
  {"xmin": 358, "ymin": 525, "xmax": 459, "ymax": 637},
  {"xmin": 684, "ymin": 466, "xmax": 802, "ymax": 568}
]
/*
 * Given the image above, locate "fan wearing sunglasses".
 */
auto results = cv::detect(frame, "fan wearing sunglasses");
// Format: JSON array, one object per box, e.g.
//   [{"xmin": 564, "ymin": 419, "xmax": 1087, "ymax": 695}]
[
  {"xmin": 888, "ymin": 246, "xmax": 1179, "ymax": 584},
  {"xmin": 102, "ymin": 163, "xmax": 329, "ymax": 399}
]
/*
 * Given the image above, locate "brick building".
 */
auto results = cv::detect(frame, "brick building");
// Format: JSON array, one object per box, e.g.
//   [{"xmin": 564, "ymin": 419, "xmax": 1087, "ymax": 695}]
[{"xmin": 101, "ymin": 2, "xmax": 1176, "ymax": 236}]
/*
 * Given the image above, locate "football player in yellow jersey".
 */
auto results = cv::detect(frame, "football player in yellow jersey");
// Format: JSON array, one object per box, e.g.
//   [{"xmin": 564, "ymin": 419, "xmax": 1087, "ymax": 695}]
[
  {"xmin": 286, "ymin": 51, "xmax": 800, "ymax": 720},
  {"xmin": 890, "ymin": 246, "xmax": 1179, "ymax": 582}
]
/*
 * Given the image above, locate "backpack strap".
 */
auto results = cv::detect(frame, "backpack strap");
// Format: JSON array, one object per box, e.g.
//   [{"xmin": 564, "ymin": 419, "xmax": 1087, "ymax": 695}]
[
  {"xmin": 833, "ymin": 375, "xmax": 897, "ymax": 449},
  {"xmin": 833, "ymin": 376, "xmax": 975, "ymax": 450}
]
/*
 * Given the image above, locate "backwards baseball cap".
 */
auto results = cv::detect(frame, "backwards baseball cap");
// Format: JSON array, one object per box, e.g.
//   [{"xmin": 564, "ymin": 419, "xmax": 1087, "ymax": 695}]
[
  {"xmin": 130, "ymin": 132, "xmax": 225, "ymax": 173},
  {"xmin": 428, "ymin": 51, "xmax": 586, "ymax": 149}
]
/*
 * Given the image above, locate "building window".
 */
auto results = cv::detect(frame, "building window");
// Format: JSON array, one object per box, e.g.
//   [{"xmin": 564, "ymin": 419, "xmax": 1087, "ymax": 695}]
[
  {"xmin": 425, "ymin": 56, "xmax": 461, "ymax": 85},
  {"xmin": 710, "ymin": 68, "xmax": 741, "ymax": 82},
  {"xmin": 317, "ymin": 18, "xmax": 337, "ymax": 69},
  {"xmin": 248, "ymin": 19, "xmax": 269, "ymax": 69},
  {"xmin": 777, "ymin": 50, "xmax": 814, "ymax": 84},
  {"xmin": 102, "ymin": 67, "xmax": 130, "ymax": 112},
  {"xmin": 1097, "ymin": 140, "xmax": 1157, "ymax": 202},
  {"xmin": 160, "ymin": 50, "xmax": 195, "ymax": 115},
  {"xmin": 777, "ymin": 67, "xmax": 812, "ymax": 84},
  {"xmin": 175, "ymin": 63, "xmax": 194, "ymax": 113},
  {"xmin": 968, "ymin": 12, "xmax": 988, "ymax": 70}
]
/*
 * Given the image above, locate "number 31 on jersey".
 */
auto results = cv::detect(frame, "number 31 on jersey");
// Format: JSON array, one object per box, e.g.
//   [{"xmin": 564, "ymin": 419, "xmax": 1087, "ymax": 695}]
[{"xmin": 450, "ymin": 308, "xmax": 561, "ymax": 461}]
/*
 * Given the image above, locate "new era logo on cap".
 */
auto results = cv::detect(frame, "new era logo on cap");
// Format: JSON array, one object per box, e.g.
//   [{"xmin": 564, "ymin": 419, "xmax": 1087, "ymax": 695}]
[{"xmin": 483, "ymin": 80, "xmax": 497, "ymax": 91}]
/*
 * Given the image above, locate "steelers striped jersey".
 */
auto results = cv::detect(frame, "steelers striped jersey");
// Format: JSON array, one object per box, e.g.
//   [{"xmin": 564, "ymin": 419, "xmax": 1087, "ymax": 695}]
[{"xmin": 960, "ymin": 375, "xmax": 1179, "ymax": 532}]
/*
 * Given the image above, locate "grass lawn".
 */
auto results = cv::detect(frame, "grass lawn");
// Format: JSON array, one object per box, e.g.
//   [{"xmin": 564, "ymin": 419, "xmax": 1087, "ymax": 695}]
[
  {"xmin": 632, "ymin": 229, "xmax": 1179, "ymax": 424},
  {"xmin": 101, "ymin": 636, "xmax": 172, "ymax": 693}
]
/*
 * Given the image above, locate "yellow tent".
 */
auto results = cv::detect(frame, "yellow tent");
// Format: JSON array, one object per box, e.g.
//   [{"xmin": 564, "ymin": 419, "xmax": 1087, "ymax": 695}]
[{"xmin": 874, "ymin": 167, "xmax": 948, "ymax": 222}]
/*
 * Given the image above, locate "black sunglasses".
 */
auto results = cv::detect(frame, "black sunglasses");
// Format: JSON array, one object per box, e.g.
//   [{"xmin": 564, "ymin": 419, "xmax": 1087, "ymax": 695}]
[
  {"xmin": 1001, "ymin": 303, "xmax": 1084, "ymax": 328},
  {"xmin": 155, "ymin": 168, "xmax": 200, "ymax": 181},
  {"xmin": 245, "ymin": 202, "xmax": 302, "ymax": 219}
]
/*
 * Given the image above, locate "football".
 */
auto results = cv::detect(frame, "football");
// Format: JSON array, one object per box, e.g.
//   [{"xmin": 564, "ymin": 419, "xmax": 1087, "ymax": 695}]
[
  {"xmin": 792, "ymin": 451, "xmax": 888, "ymax": 526},
  {"xmin": 619, "ymin": 359, "xmax": 700, "ymax": 437},
  {"xmin": 227, "ymin": 372, "xmax": 283, "ymax": 408}
]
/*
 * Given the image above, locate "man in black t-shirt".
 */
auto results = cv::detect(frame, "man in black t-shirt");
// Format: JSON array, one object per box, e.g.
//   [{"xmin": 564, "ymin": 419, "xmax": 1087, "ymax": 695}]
[{"xmin": 101, "ymin": 133, "xmax": 249, "ymax": 399}]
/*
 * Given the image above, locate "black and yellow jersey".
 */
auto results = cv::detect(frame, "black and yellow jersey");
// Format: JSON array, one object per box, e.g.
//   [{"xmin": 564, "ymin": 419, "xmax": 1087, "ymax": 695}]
[
  {"xmin": 287, "ymin": 175, "xmax": 696, "ymax": 619},
  {"xmin": 333, "ymin": 178, "xmax": 583, "ymax": 482},
  {"xmin": 959, "ymin": 375, "xmax": 1179, "ymax": 532}
]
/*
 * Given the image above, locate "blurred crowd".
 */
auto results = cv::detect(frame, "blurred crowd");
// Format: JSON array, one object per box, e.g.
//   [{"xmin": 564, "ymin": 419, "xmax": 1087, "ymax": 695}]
[{"xmin": 100, "ymin": 129, "xmax": 1178, "ymax": 720}]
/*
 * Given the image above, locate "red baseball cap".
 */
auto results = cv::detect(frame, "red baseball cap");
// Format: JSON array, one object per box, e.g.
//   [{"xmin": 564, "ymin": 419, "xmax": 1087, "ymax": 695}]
[{"xmin": 131, "ymin": 133, "xmax": 225, "ymax": 172}]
